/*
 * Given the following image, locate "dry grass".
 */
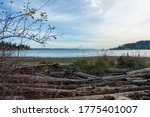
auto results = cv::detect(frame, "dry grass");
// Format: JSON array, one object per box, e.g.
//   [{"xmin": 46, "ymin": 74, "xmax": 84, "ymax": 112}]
[{"xmin": 73, "ymin": 54, "xmax": 149, "ymax": 75}]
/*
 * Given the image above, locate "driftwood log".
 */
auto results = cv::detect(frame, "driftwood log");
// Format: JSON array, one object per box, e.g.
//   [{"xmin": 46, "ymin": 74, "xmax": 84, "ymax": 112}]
[{"xmin": 0, "ymin": 68, "xmax": 150, "ymax": 100}]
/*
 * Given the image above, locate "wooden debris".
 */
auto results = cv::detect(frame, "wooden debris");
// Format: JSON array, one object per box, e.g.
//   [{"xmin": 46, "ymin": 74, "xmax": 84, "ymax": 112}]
[{"xmin": 0, "ymin": 66, "xmax": 150, "ymax": 100}]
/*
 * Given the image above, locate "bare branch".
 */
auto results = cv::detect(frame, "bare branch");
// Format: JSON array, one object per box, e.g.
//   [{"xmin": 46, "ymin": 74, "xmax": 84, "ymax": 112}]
[{"xmin": 0, "ymin": 0, "xmax": 61, "ymax": 44}]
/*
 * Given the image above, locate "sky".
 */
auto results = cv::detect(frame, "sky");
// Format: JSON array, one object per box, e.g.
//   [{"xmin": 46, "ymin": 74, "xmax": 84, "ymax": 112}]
[{"xmin": 1, "ymin": 0, "xmax": 150, "ymax": 49}]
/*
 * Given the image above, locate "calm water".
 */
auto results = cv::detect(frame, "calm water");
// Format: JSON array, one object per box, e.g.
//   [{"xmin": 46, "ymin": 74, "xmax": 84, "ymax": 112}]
[{"xmin": 0, "ymin": 49, "xmax": 150, "ymax": 57}]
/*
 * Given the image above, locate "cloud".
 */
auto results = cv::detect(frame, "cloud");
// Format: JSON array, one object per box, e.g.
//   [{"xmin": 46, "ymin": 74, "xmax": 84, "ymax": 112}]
[
  {"xmin": 71, "ymin": 0, "xmax": 150, "ymax": 48},
  {"xmin": 91, "ymin": 0, "xmax": 97, "ymax": 7},
  {"xmin": 47, "ymin": 0, "xmax": 150, "ymax": 48}
]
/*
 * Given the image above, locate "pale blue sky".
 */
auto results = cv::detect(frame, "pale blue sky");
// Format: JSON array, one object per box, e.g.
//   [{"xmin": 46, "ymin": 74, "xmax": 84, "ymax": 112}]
[{"xmin": 1, "ymin": 0, "xmax": 150, "ymax": 48}]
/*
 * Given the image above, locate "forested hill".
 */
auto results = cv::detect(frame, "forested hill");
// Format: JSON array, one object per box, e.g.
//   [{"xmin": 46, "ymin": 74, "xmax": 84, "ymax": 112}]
[
  {"xmin": 0, "ymin": 41, "xmax": 30, "ymax": 50},
  {"xmin": 110, "ymin": 40, "xmax": 150, "ymax": 50}
]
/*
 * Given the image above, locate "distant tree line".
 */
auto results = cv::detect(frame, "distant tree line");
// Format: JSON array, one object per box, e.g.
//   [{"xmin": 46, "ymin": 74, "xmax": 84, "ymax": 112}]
[
  {"xmin": 111, "ymin": 40, "xmax": 150, "ymax": 50},
  {"xmin": 0, "ymin": 41, "xmax": 30, "ymax": 50}
]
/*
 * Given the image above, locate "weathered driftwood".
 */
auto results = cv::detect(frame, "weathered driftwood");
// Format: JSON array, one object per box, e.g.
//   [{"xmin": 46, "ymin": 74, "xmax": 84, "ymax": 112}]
[
  {"xmin": 1, "ymin": 68, "xmax": 150, "ymax": 83},
  {"xmin": 102, "ymin": 75, "xmax": 128, "ymax": 81},
  {"xmin": 128, "ymin": 68, "xmax": 150, "ymax": 75},
  {"xmin": 73, "ymin": 85, "xmax": 150, "ymax": 97},
  {"xmin": 142, "ymin": 96, "xmax": 150, "ymax": 100},
  {"xmin": 73, "ymin": 72, "xmax": 128, "ymax": 81},
  {"xmin": 22, "ymin": 87, "xmax": 74, "ymax": 93},
  {"xmin": 48, "ymin": 72, "xmax": 65, "ymax": 77},
  {"xmin": 2, "ymin": 67, "xmax": 149, "ymax": 82},
  {"xmin": 1, "ymin": 86, "xmax": 76, "ymax": 99},
  {"xmin": 1, "ymin": 67, "xmax": 150, "ymax": 100},
  {"xmin": 124, "ymin": 80, "xmax": 150, "ymax": 87},
  {"xmin": 128, "ymin": 68, "xmax": 150, "ymax": 78},
  {"xmin": 0, "ymin": 74, "xmax": 88, "ymax": 84},
  {"xmin": 2, "ymin": 96, "xmax": 25, "ymax": 100},
  {"xmin": 54, "ymin": 90, "xmax": 150, "ymax": 100},
  {"xmin": 0, "ymin": 83, "xmax": 79, "ymax": 90},
  {"xmin": 74, "ymin": 72, "xmax": 104, "ymax": 80},
  {"xmin": 97, "ymin": 68, "xmax": 150, "ymax": 81},
  {"xmin": 72, "ymin": 68, "xmax": 150, "ymax": 82},
  {"xmin": 107, "ymin": 68, "xmax": 129, "ymax": 73}
]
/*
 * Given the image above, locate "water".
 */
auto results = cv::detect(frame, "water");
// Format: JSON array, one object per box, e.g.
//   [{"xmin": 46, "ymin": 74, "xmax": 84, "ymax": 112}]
[{"xmin": 0, "ymin": 49, "xmax": 150, "ymax": 57}]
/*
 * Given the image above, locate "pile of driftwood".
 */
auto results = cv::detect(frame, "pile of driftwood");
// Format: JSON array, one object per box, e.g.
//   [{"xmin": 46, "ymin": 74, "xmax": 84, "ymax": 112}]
[{"xmin": 0, "ymin": 64, "xmax": 150, "ymax": 100}]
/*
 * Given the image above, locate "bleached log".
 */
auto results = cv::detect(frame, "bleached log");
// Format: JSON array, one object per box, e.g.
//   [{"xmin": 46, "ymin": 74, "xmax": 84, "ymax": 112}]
[
  {"xmin": 107, "ymin": 68, "xmax": 129, "ymax": 73},
  {"xmin": 101, "ymin": 68, "xmax": 150, "ymax": 81},
  {"xmin": 128, "ymin": 68, "xmax": 150, "ymax": 78},
  {"xmin": 128, "ymin": 68, "xmax": 150, "ymax": 75}
]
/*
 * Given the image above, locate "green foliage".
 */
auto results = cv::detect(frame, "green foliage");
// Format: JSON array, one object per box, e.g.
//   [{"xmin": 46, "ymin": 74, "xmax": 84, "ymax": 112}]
[{"xmin": 117, "ymin": 55, "xmax": 147, "ymax": 69}]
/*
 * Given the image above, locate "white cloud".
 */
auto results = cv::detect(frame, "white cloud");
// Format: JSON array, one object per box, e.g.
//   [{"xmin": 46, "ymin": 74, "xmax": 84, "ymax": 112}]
[
  {"xmin": 91, "ymin": 0, "xmax": 97, "ymax": 7},
  {"xmin": 73, "ymin": 0, "xmax": 150, "ymax": 48}
]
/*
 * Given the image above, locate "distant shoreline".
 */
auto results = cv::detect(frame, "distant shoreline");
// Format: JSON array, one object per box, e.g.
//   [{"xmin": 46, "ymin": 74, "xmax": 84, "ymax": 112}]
[
  {"xmin": 31, "ymin": 48, "xmax": 150, "ymax": 50},
  {"xmin": 1, "ymin": 48, "xmax": 150, "ymax": 50},
  {"xmin": 110, "ymin": 40, "xmax": 150, "ymax": 50},
  {"xmin": 110, "ymin": 48, "xmax": 150, "ymax": 50}
]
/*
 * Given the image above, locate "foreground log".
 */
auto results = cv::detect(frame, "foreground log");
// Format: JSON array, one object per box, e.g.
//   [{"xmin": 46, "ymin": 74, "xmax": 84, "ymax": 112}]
[
  {"xmin": 1, "ymin": 67, "xmax": 150, "ymax": 100},
  {"xmin": 74, "ymin": 72, "xmax": 104, "ymax": 81},
  {"xmin": 128, "ymin": 68, "xmax": 150, "ymax": 78},
  {"xmin": 74, "ymin": 85, "xmax": 150, "ymax": 97},
  {"xmin": 128, "ymin": 68, "xmax": 150, "ymax": 75},
  {"xmin": 101, "ymin": 68, "xmax": 150, "ymax": 81},
  {"xmin": 3, "ymin": 67, "xmax": 149, "ymax": 82},
  {"xmin": 54, "ymin": 90, "xmax": 150, "ymax": 100},
  {"xmin": 73, "ymin": 68, "xmax": 150, "ymax": 82},
  {"xmin": 102, "ymin": 75, "xmax": 128, "ymax": 81},
  {"xmin": 107, "ymin": 68, "xmax": 129, "ymax": 74},
  {"xmin": 0, "ymin": 74, "xmax": 88, "ymax": 84}
]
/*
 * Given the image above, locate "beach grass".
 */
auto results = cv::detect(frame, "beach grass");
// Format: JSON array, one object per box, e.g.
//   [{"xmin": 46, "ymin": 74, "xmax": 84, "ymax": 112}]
[{"xmin": 71, "ymin": 55, "xmax": 149, "ymax": 75}]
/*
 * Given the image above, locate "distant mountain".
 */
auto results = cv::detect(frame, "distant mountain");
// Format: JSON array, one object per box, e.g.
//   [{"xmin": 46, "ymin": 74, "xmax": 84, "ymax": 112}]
[{"xmin": 110, "ymin": 40, "xmax": 150, "ymax": 50}]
